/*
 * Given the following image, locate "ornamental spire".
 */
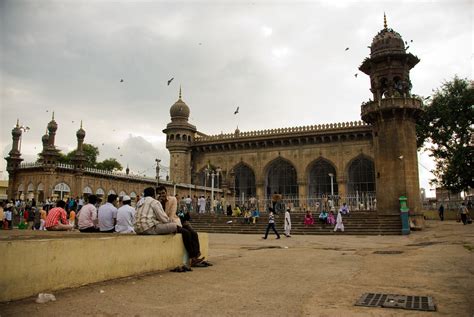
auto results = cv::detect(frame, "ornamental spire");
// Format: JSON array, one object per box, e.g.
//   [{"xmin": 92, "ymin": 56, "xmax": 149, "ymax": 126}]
[
  {"xmin": 384, "ymin": 12, "xmax": 387, "ymax": 29},
  {"xmin": 179, "ymin": 85, "xmax": 182, "ymax": 99},
  {"xmin": 80, "ymin": 120, "xmax": 83, "ymax": 129}
]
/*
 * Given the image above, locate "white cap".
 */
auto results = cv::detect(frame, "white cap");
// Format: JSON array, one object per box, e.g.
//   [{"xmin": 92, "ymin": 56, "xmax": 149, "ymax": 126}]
[{"xmin": 122, "ymin": 195, "xmax": 131, "ymax": 201}]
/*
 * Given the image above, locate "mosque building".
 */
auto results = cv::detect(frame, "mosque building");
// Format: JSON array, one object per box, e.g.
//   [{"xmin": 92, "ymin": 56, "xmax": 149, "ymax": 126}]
[{"xmin": 5, "ymin": 16, "xmax": 424, "ymax": 225}]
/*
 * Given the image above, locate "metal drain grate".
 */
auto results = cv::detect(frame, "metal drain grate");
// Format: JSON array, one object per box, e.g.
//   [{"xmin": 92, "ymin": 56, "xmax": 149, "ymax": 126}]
[
  {"xmin": 355, "ymin": 293, "xmax": 436, "ymax": 311},
  {"xmin": 373, "ymin": 250, "xmax": 404, "ymax": 254}
]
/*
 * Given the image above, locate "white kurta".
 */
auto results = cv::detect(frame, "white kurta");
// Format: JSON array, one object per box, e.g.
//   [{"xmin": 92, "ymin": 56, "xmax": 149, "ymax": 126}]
[
  {"xmin": 334, "ymin": 212, "xmax": 344, "ymax": 232},
  {"xmin": 284, "ymin": 211, "xmax": 292, "ymax": 236}
]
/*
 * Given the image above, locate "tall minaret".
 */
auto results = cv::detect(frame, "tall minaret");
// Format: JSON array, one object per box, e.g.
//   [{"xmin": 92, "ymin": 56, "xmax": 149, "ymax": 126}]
[
  {"xmin": 5, "ymin": 120, "xmax": 24, "ymax": 199},
  {"xmin": 359, "ymin": 15, "xmax": 424, "ymax": 223},
  {"xmin": 72, "ymin": 120, "xmax": 87, "ymax": 169},
  {"xmin": 5, "ymin": 119, "xmax": 23, "ymax": 173},
  {"xmin": 162, "ymin": 87, "xmax": 196, "ymax": 183},
  {"xmin": 41, "ymin": 113, "xmax": 61, "ymax": 165}
]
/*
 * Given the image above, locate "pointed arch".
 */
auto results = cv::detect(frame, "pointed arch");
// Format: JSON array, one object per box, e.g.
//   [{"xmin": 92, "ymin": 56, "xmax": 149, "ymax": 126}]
[
  {"xmin": 346, "ymin": 155, "xmax": 375, "ymax": 194},
  {"xmin": 83, "ymin": 186, "xmax": 93, "ymax": 194},
  {"xmin": 265, "ymin": 157, "xmax": 298, "ymax": 198},
  {"xmin": 27, "ymin": 182, "xmax": 35, "ymax": 192},
  {"xmin": 307, "ymin": 158, "xmax": 338, "ymax": 197},
  {"xmin": 231, "ymin": 162, "xmax": 256, "ymax": 203}
]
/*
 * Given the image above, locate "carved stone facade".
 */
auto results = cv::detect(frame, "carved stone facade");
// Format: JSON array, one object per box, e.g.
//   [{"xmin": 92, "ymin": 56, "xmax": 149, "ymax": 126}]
[{"xmin": 162, "ymin": 17, "xmax": 424, "ymax": 220}]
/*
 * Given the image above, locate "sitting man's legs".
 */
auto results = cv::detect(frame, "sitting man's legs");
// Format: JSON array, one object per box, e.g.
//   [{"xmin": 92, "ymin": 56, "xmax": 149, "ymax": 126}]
[
  {"xmin": 47, "ymin": 223, "xmax": 74, "ymax": 231},
  {"xmin": 141, "ymin": 222, "xmax": 177, "ymax": 235}
]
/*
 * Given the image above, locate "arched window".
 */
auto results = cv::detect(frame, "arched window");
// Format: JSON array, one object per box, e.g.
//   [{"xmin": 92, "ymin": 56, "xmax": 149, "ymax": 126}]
[
  {"xmin": 308, "ymin": 159, "xmax": 338, "ymax": 197},
  {"xmin": 347, "ymin": 157, "xmax": 375, "ymax": 194},
  {"xmin": 266, "ymin": 158, "xmax": 298, "ymax": 198},
  {"xmin": 119, "ymin": 191, "xmax": 127, "ymax": 197},
  {"xmin": 27, "ymin": 183, "xmax": 35, "ymax": 192},
  {"xmin": 232, "ymin": 163, "xmax": 256, "ymax": 203},
  {"xmin": 54, "ymin": 182, "xmax": 71, "ymax": 200},
  {"xmin": 96, "ymin": 188, "xmax": 105, "ymax": 197},
  {"xmin": 107, "ymin": 189, "xmax": 116, "ymax": 195},
  {"xmin": 83, "ymin": 186, "xmax": 93, "ymax": 194}
]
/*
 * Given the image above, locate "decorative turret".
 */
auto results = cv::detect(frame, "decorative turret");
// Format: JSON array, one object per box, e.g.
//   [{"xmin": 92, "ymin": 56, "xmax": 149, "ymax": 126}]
[
  {"xmin": 5, "ymin": 119, "xmax": 24, "ymax": 173},
  {"xmin": 126, "ymin": 164, "xmax": 130, "ymax": 175},
  {"xmin": 163, "ymin": 87, "xmax": 197, "ymax": 183},
  {"xmin": 41, "ymin": 114, "xmax": 61, "ymax": 165},
  {"xmin": 72, "ymin": 121, "xmax": 87, "ymax": 169},
  {"xmin": 47, "ymin": 112, "xmax": 58, "ymax": 147},
  {"xmin": 359, "ymin": 15, "xmax": 424, "ymax": 226}
]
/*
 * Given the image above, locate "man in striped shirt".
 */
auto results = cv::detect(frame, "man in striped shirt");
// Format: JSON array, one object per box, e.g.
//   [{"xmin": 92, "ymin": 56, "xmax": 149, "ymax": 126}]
[
  {"xmin": 45, "ymin": 200, "xmax": 74, "ymax": 231},
  {"xmin": 134, "ymin": 187, "xmax": 177, "ymax": 235}
]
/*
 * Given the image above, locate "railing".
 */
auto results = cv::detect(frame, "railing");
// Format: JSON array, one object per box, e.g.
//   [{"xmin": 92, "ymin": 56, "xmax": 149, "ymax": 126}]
[
  {"xmin": 194, "ymin": 120, "xmax": 371, "ymax": 142},
  {"xmin": 230, "ymin": 194, "xmax": 377, "ymax": 213}
]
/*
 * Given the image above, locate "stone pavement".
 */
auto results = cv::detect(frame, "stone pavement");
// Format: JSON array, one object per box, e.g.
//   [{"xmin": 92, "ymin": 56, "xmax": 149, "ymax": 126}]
[{"xmin": 0, "ymin": 220, "xmax": 473, "ymax": 316}]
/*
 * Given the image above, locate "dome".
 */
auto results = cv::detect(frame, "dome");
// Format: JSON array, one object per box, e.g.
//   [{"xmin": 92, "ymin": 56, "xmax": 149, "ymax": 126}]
[
  {"xmin": 76, "ymin": 128, "xmax": 86, "ymax": 139},
  {"xmin": 42, "ymin": 133, "xmax": 49, "ymax": 144},
  {"xmin": 47, "ymin": 119, "xmax": 58, "ymax": 132},
  {"xmin": 370, "ymin": 28, "xmax": 405, "ymax": 57},
  {"xmin": 12, "ymin": 126, "xmax": 22, "ymax": 137},
  {"xmin": 170, "ymin": 98, "xmax": 190, "ymax": 119},
  {"xmin": 370, "ymin": 15, "xmax": 405, "ymax": 57}
]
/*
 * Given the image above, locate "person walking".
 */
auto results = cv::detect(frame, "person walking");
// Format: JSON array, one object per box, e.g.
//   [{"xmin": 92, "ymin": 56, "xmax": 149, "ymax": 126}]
[
  {"xmin": 460, "ymin": 203, "xmax": 470, "ymax": 225},
  {"xmin": 262, "ymin": 208, "xmax": 280, "ymax": 239},
  {"xmin": 334, "ymin": 209, "xmax": 344, "ymax": 232},
  {"xmin": 284, "ymin": 208, "xmax": 291, "ymax": 237},
  {"xmin": 438, "ymin": 204, "xmax": 445, "ymax": 221}
]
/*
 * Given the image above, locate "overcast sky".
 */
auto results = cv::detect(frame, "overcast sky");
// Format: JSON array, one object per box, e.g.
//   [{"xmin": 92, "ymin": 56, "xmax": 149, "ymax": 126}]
[{"xmin": 1, "ymin": 0, "xmax": 472, "ymax": 196}]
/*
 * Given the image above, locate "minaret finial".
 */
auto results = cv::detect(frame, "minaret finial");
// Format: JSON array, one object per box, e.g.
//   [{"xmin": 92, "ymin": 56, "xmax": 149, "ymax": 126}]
[
  {"xmin": 52, "ymin": 111, "xmax": 55, "ymax": 120},
  {"xmin": 179, "ymin": 85, "xmax": 182, "ymax": 99},
  {"xmin": 16, "ymin": 119, "xmax": 19, "ymax": 127},
  {"xmin": 80, "ymin": 120, "xmax": 83, "ymax": 129},
  {"xmin": 384, "ymin": 12, "xmax": 387, "ymax": 29}
]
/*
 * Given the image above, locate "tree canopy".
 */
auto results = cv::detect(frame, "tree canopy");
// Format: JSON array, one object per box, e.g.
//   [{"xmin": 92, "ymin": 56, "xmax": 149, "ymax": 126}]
[
  {"xmin": 416, "ymin": 76, "xmax": 474, "ymax": 193},
  {"xmin": 49, "ymin": 143, "xmax": 122, "ymax": 172}
]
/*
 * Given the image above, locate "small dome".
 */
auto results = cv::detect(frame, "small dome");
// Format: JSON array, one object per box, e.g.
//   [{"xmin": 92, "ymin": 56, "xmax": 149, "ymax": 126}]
[
  {"xmin": 170, "ymin": 98, "xmax": 190, "ymax": 120},
  {"xmin": 12, "ymin": 126, "xmax": 22, "ymax": 137},
  {"xmin": 47, "ymin": 119, "xmax": 58, "ymax": 132},
  {"xmin": 76, "ymin": 128, "xmax": 86, "ymax": 139},
  {"xmin": 370, "ymin": 28, "xmax": 405, "ymax": 56},
  {"xmin": 42, "ymin": 133, "xmax": 49, "ymax": 144},
  {"xmin": 234, "ymin": 127, "xmax": 240, "ymax": 135}
]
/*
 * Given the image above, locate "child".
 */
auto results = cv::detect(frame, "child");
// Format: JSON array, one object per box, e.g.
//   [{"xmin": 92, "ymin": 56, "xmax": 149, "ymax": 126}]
[{"xmin": 327, "ymin": 209, "xmax": 336, "ymax": 225}]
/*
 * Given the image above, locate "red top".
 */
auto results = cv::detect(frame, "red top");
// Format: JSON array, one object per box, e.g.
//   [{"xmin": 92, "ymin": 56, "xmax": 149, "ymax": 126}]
[{"xmin": 45, "ymin": 207, "xmax": 68, "ymax": 228}]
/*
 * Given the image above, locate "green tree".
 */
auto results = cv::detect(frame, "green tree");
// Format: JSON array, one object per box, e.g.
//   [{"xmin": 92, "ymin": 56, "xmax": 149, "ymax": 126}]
[
  {"xmin": 96, "ymin": 158, "xmax": 123, "ymax": 172},
  {"xmin": 416, "ymin": 76, "xmax": 474, "ymax": 193},
  {"xmin": 40, "ymin": 143, "xmax": 101, "ymax": 169}
]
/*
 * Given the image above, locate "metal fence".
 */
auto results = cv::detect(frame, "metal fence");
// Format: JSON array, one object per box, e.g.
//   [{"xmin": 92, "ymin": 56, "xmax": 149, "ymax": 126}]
[{"xmin": 231, "ymin": 193, "xmax": 376, "ymax": 213}]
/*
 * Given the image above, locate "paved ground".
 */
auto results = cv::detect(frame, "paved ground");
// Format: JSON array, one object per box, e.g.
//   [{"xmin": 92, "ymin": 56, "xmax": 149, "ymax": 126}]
[{"xmin": 1, "ymin": 220, "xmax": 473, "ymax": 317}]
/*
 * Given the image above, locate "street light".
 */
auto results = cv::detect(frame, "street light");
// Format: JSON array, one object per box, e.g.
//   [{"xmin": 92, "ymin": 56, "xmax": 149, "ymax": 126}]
[
  {"xmin": 328, "ymin": 173, "xmax": 334, "ymax": 208},
  {"xmin": 18, "ymin": 125, "xmax": 30, "ymax": 152},
  {"xmin": 155, "ymin": 158, "xmax": 161, "ymax": 188}
]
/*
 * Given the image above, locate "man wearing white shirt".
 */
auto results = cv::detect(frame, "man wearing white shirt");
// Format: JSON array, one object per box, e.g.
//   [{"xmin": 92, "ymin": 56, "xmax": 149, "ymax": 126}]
[
  {"xmin": 115, "ymin": 195, "xmax": 136, "ymax": 233},
  {"xmin": 198, "ymin": 196, "xmax": 206, "ymax": 214},
  {"xmin": 98, "ymin": 194, "xmax": 118, "ymax": 233}
]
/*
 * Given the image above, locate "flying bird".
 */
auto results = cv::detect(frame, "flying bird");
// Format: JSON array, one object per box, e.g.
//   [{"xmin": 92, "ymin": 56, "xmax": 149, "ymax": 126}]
[
  {"xmin": 354, "ymin": 73, "xmax": 358, "ymax": 78},
  {"xmin": 406, "ymin": 46, "xmax": 410, "ymax": 50},
  {"xmin": 117, "ymin": 146, "xmax": 120, "ymax": 150},
  {"xmin": 167, "ymin": 77, "xmax": 174, "ymax": 86},
  {"xmin": 424, "ymin": 96, "xmax": 431, "ymax": 100},
  {"xmin": 198, "ymin": 42, "xmax": 202, "ymax": 45},
  {"xmin": 345, "ymin": 47, "xmax": 349, "ymax": 51},
  {"xmin": 234, "ymin": 106, "xmax": 239, "ymax": 115},
  {"xmin": 120, "ymin": 79, "xmax": 124, "ymax": 82}
]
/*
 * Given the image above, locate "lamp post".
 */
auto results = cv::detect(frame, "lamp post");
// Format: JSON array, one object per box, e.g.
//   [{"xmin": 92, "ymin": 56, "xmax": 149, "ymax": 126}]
[
  {"xmin": 328, "ymin": 173, "xmax": 334, "ymax": 208},
  {"xmin": 155, "ymin": 158, "xmax": 161, "ymax": 188},
  {"xmin": 210, "ymin": 171, "xmax": 215, "ymax": 212},
  {"xmin": 18, "ymin": 125, "xmax": 30, "ymax": 152}
]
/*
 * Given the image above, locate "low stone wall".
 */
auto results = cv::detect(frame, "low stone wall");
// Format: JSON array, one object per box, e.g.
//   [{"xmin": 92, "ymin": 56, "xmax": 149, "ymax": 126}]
[{"xmin": 0, "ymin": 232, "xmax": 208, "ymax": 302}]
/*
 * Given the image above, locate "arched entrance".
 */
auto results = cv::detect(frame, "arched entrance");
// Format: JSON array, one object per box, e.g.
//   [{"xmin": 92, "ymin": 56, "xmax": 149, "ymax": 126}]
[
  {"xmin": 308, "ymin": 159, "xmax": 338, "ymax": 197},
  {"xmin": 232, "ymin": 163, "xmax": 256, "ymax": 205},
  {"xmin": 265, "ymin": 158, "xmax": 298, "ymax": 199},
  {"xmin": 347, "ymin": 156, "xmax": 376, "ymax": 210},
  {"xmin": 37, "ymin": 183, "xmax": 45, "ymax": 202}
]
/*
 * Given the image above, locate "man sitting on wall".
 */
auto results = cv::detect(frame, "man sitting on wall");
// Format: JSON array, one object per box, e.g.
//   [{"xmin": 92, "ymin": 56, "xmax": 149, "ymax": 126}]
[
  {"xmin": 157, "ymin": 185, "xmax": 208, "ymax": 267},
  {"xmin": 45, "ymin": 200, "xmax": 74, "ymax": 231},
  {"xmin": 134, "ymin": 187, "xmax": 177, "ymax": 235},
  {"xmin": 77, "ymin": 195, "xmax": 100, "ymax": 232}
]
